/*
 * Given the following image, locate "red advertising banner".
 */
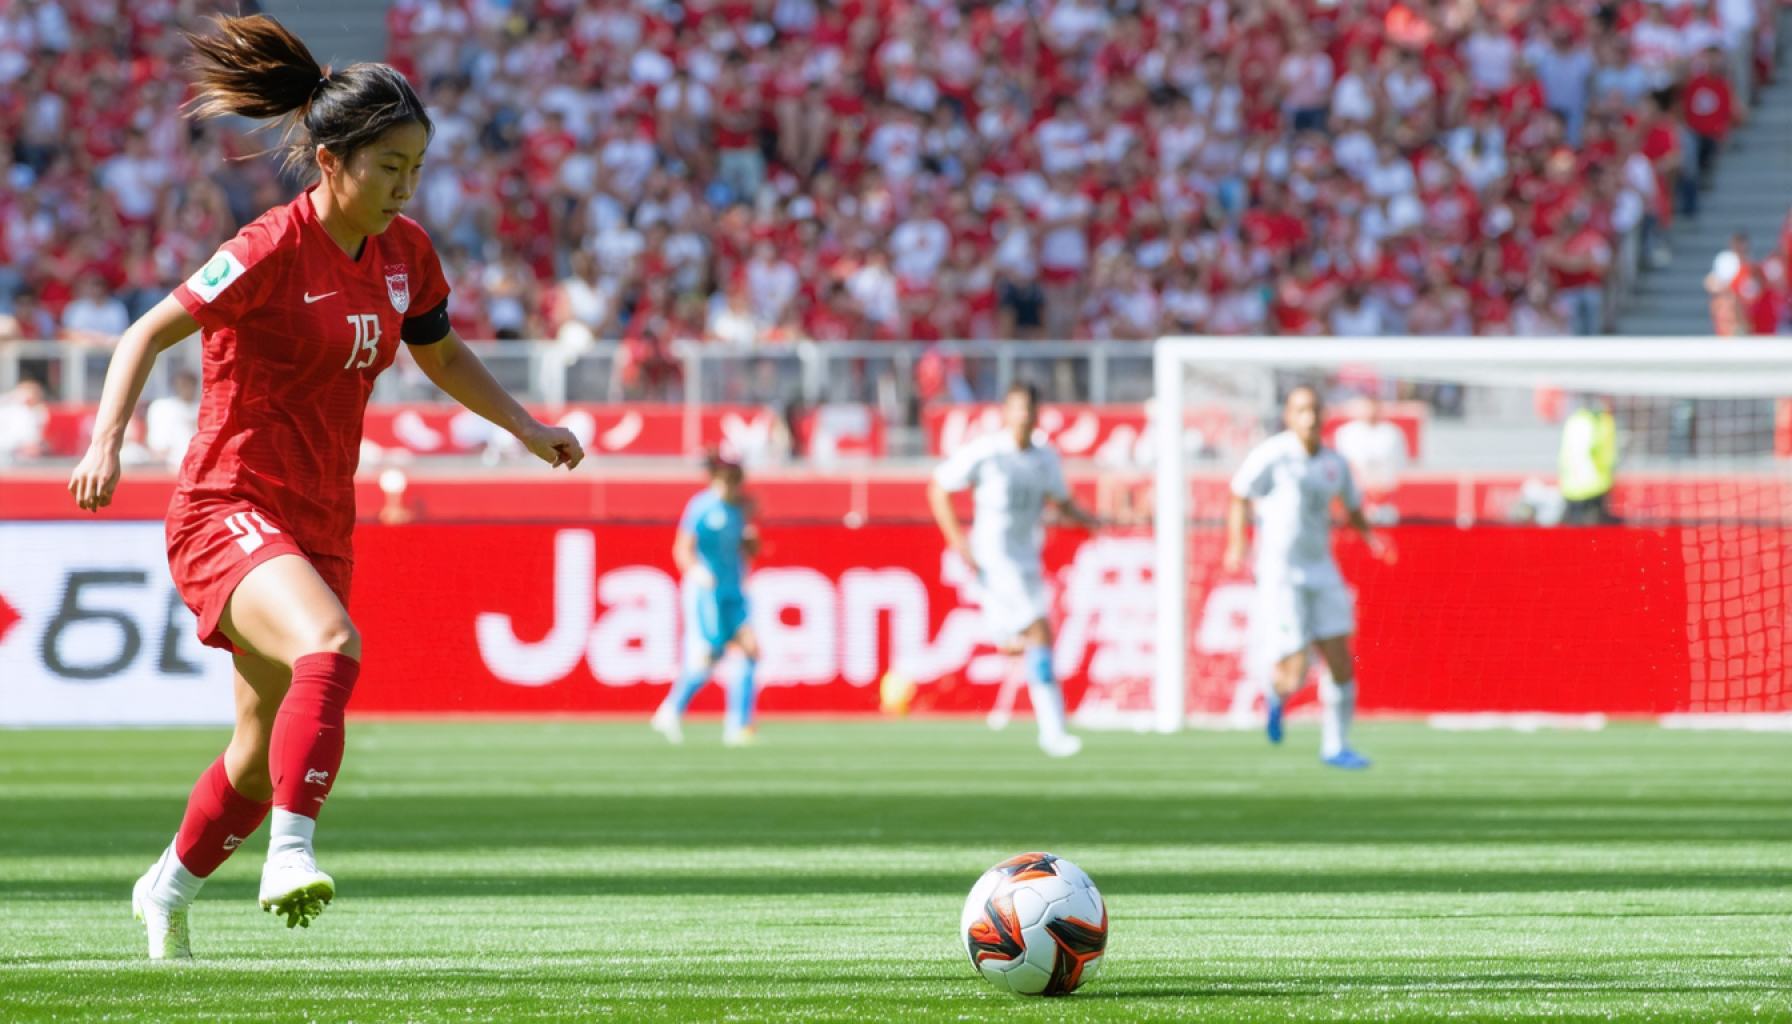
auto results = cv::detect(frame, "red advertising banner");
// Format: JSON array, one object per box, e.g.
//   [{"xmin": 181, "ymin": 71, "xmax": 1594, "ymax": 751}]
[
  {"xmin": 3, "ymin": 520, "xmax": 1783, "ymax": 722},
  {"xmin": 342, "ymin": 521, "xmax": 1789, "ymax": 718}
]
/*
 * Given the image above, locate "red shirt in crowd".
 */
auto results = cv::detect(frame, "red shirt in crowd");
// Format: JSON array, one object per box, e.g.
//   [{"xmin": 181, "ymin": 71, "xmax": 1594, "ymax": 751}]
[{"xmin": 1683, "ymin": 71, "xmax": 1735, "ymax": 138}]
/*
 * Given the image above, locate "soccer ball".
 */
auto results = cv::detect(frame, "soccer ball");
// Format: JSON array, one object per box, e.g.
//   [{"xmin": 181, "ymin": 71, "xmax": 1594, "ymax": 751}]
[
  {"xmin": 960, "ymin": 852, "xmax": 1107, "ymax": 996},
  {"xmin": 878, "ymin": 671, "xmax": 916, "ymax": 716}
]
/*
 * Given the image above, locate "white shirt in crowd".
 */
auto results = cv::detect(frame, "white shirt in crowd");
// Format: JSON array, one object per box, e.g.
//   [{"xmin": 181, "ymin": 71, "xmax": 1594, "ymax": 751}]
[
  {"xmin": 1333, "ymin": 417, "xmax": 1408, "ymax": 493},
  {"xmin": 890, "ymin": 216, "xmax": 951, "ymax": 283},
  {"xmin": 1279, "ymin": 52, "xmax": 1334, "ymax": 111},
  {"xmin": 61, "ymin": 295, "xmax": 129, "ymax": 338},
  {"xmin": 1035, "ymin": 188, "xmax": 1092, "ymax": 270},
  {"xmin": 932, "ymin": 430, "xmax": 1069, "ymax": 566},
  {"xmin": 1230, "ymin": 431, "xmax": 1361, "ymax": 585},
  {"xmin": 0, "ymin": 395, "xmax": 46, "ymax": 462},
  {"xmin": 1464, "ymin": 28, "xmax": 1518, "ymax": 93},
  {"xmin": 145, "ymin": 393, "xmax": 199, "ymax": 467},
  {"xmin": 1331, "ymin": 70, "xmax": 1377, "ymax": 123},
  {"xmin": 868, "ymin": 119, "xmax": 923, "ymax": 180}
]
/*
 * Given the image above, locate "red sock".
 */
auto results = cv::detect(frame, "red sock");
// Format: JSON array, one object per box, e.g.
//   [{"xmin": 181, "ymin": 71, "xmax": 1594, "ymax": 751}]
[
  {"xmin": 174, "ymin": 755, "xmax": 272, "ymax": 878},
  {"xmin": 270, "ymin": 652, "xmax": 360, "ymax": 820}
]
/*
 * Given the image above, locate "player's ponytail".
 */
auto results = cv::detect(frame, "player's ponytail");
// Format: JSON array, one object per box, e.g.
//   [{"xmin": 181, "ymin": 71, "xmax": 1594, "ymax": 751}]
[
  {"xmin": 186, "ymin": 15, "xmax": 323, "ymax": 122},
  {"xmin": 185, "ymin": 14, "xmax": 431, "ymax": 181}
]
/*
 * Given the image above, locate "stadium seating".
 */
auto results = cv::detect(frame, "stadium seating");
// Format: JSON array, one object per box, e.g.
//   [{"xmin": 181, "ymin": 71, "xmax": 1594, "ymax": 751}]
[{"xmin": 0, "ymin": 0, "xmax": 1781, "ymax": 368}]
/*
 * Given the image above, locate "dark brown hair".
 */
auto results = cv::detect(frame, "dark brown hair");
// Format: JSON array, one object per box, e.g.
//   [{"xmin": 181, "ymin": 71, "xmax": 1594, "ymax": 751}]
[{"xmin": 185, "ymin": 14, "xmax": 432, "ymax": 180}]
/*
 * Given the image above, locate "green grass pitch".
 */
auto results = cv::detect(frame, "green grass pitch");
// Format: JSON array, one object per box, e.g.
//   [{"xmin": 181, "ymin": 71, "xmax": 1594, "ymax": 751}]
[{"xmin": 2, "ymin": 721, "xmax": 1789, "ymax": 1022}]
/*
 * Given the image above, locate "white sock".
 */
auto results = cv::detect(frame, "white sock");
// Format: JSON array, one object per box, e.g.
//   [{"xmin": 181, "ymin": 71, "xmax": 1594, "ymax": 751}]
[
  {"xmin": 147, "ymin": 839, "xmax": 206, "ymax": 908},
  {"xmin": 1320, "ymin": 677, "xmax": 1356, "ymax": 757},
  {"xmin": 267, "ymin": 808, "xmax": 317, "ymax": 860},
  {"xmin": 1027, "ymin": 680, "xmax": 1069, "ymax": 742}
]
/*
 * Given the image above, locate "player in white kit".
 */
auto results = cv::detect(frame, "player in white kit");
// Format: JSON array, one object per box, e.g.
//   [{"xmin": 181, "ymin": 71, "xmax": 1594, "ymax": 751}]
[
  {"xmin": 929, "ymin": 383, "xmax": 1099, "ymax": 757},
  {"xmin": 1224, "ymin": 385, "xmax": 1393, "ymax": 769}
]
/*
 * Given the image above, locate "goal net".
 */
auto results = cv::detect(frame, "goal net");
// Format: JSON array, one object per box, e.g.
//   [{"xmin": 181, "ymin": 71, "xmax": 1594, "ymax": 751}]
[{"xmin": 1127, "ymin": 338, "xmax": 1792, "ymax": 733}]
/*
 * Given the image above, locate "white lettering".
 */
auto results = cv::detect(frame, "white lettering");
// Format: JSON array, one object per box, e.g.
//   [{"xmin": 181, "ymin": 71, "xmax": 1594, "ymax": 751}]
[
  {"xmin": 839, "ymin": 569, "xmax": 932, "ymax": 686},
  {"xmin": 586, "ymin": 567, "xmax": 677, "ymax": 684},
  {"xmin": 1056, "ymin": 536, "xmax": 1156, "ymax": 684},
  {"xmin": 1195, "ymin": 581, "xmax": 1256, "ymax": 655},
  {"xmin": 475, "ymin": 530, "xmax": 594, "ymax": 686},
  {"xmin": 750, "ymin": 567, "xmax": 837, "ymax": 684}
]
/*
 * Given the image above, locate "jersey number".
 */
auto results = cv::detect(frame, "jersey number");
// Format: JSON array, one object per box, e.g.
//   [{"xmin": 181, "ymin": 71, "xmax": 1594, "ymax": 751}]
[
  {"xmin": 344, "ymin": 313, "xmax": 380, "ymax": 370},
  {"xmin": 224, "ymin": 510, "xmax": 281, "ymax": 555}
]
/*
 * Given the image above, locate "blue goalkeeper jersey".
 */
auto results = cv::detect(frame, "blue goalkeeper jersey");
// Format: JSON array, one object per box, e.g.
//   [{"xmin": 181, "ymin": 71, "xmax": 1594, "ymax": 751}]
[{"xmin": 678, "ymin": 489, "xmax": 746, "ymax": 597}]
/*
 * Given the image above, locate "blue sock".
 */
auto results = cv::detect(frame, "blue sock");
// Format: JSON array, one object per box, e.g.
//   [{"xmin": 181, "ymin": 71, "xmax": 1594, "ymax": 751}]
[
  {"xmin": 1024, "ymin": 645, "xmax": 1068, "ymax": 738},
  {"xmin": 670, "ymin": 665, "xmax": 708, "ymax": 715},
  {"xmin": 731, "ymin": 659, "xmax": 758, "ymax": 729}
]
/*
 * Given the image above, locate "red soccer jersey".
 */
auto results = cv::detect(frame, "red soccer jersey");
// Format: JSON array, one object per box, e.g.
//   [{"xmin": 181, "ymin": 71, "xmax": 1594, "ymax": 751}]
[{"xmin": 171, "ymin": 191, "xmax": 451, "ymax": 561}]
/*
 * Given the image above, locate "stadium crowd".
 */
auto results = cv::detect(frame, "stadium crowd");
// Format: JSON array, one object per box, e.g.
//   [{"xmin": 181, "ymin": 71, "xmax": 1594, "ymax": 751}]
[{"xmin": 0, "ymin": 0, "xmax": 1786, "ymax": 380}]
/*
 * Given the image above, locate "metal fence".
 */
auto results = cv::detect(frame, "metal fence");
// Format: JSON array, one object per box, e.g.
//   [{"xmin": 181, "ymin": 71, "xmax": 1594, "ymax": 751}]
[{"xmin": 0, "ymin": 336, "xmax": 1157, "ymax": 413}]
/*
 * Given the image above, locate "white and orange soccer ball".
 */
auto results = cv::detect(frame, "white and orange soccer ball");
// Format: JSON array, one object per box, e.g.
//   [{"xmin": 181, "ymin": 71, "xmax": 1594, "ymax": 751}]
[{"xmin": 960, "ymin": 852, "xmax": 1108, "ymax": 996}]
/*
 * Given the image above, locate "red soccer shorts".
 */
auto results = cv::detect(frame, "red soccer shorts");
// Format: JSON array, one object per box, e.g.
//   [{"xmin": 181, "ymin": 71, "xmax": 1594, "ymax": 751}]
[{"xmin": 165, "ymin": 497, "xmax": 353, "ymax": 653}]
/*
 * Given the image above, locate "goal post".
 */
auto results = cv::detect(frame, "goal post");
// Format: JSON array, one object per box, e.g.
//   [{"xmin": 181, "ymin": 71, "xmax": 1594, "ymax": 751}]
[{"xmin": 1146, "ymin": 337, "xmax": 1792, "ymax": 732}]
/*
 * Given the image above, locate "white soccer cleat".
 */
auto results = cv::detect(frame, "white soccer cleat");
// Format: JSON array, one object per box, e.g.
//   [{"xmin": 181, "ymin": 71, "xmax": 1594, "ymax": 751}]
[
  {"xmin": 1039, "ymin": 733, "xmax": 1083, "ymax": 758},
  {"xmin": 132, "ymin": 870, "xmax": 192, "ymax": 961},
  {"xmin": 259, "ymin": 849, "xmax": 335, "ymax": 929},
  {"xmin": 986, "ymin": 708, "xmax": 1012, "ymax": 731},
  {"xmin": 722, "ymin": 724, "xmax": 758, "ymax": 748},
  {"xmin": 651, "ymin": 706, "xmax": 684, "ymax": 745}
]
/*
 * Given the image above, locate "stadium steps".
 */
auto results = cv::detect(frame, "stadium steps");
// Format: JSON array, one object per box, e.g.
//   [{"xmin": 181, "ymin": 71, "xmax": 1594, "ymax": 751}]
[
  {"xmin": 1617, "ymin": 30, "xmax": 1792, "ymax": 336},
  {"xmin": 261, "ymin": 0, "xmax": 386, "ymax": 68}
]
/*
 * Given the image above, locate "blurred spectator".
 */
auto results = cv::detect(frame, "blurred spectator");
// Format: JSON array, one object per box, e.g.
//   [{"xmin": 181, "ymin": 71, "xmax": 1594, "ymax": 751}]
[
  {"xmin": 1684, "ymin": 47, "xmax": 1738, "ymax": 186},
  {"xmin": 0, "ymin": 290, "xmax": 57, "ymax": 342},
  {"xmin": 706, "ymin": 283, "xmax": 760, "ymax": 347},
  {"xmin": 1544, "ymin": 206, "xmax": 1615, "ymax": 336},
  {"xmin": 1334, "ymin": 396, "xmax": 1409, "ymax": 498},
  {"xmin": 1705, "ymin": 233, "xmax": 1783, "ymax": 336},
  {"xmin": 549, "ymin": 250, "xmax": 617, "ymax": 353},
  {"xmin": 146, "ymin": 369, "xmax": 200, "ymax": 469},
  {"xmin": 0, "ymin": 380, "xmax": 48, "ymax": 464},
  {"xmin": 60, "ymin": 274, "xmax": 130, "ymax": 344}
]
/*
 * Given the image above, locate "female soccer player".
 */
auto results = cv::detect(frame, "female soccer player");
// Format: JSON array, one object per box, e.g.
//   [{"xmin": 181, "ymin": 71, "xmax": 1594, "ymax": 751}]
[
  {"xmin": 1223, "ymin": 385, "xmax": 1391, "ymax": 769},
  {"xmin": 929, "ymin": 383, "xmax": 1101, "ymax": 758},
  {"xmin": 66, "ymin": 15, "xmax": 584, "ymax": 959},
  {"xmin": 652, "ymin": 453, "xmax": 762, "ymax": 747}
]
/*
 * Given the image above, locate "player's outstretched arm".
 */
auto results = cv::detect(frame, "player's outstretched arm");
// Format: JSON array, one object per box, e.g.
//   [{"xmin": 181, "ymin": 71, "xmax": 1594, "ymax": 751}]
[
  {"xmin": 69, "ymin": 296, "xmax": 198, "ymax": 512},
  {"xmin": 1346, "ymin": 505, "xmax": 1397, "ymax": 563},
  {"xmin": 408, "ymin": 327, "xmax": 584, "ymax": 470},
  {"xmin": 1222, "ymin": 494, "xmax": 1251, "ymax": 574},
  {"xmin": 1048, "ymin": 496, "xmax": 1101, "ymax": 532}
]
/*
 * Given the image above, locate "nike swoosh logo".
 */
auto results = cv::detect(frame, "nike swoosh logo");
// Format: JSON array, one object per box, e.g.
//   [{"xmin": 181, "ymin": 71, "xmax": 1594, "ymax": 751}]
[{"xmin": 303, "ymin": 291, "xmax": 338, "ymax": 304}]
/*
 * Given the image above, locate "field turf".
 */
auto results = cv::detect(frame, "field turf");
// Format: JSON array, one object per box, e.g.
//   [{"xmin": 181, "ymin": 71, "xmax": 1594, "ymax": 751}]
[{"xmin": 2, "ymin": 721, "xmax": 1789, "ymax": 1022}]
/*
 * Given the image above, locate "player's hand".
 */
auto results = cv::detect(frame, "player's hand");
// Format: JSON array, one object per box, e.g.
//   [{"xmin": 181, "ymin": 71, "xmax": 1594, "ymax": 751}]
[
  {"xmin": 68, "ymin": 445, "xmax": 121, "ymax": 513},
  {"xmin": 953, "ymin": 541, "xmax": 981, "ymax": 579},
  {"xmin": 1222, "ymin": 543, "xmax": 1247, "ymax": 575},
  {"xmin": 1367, "ymin": 532, "xmax": 1398, "ymax": 565},
  {"xmin": 520, "ymin": 423, "xmax": 584, "ymax": 470}
]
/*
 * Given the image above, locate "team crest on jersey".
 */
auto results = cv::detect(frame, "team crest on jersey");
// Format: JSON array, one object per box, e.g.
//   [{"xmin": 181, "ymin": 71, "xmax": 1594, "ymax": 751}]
[{"xmin": 384, "ymin": 264, "xmax": 410, "ymax": 314}]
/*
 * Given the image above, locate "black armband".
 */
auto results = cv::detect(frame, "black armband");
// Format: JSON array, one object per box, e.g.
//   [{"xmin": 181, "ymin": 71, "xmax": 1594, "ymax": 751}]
[{"xmin": 401, "ymin": 299, "xmax": 451, "ymax": 345}]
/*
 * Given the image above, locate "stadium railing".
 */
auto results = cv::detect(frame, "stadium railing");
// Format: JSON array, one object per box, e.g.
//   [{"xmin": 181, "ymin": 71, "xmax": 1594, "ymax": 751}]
[{"xmin": 2, "ymin": 336, "xmax": 1157, "ymax": 424}]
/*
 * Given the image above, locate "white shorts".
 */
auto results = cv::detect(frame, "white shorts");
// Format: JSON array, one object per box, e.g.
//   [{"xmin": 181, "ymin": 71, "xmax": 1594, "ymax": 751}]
[
  {"xmin": 1251, "ymin": 577, "xmax": 1355, "ymax": 664},
  {"xmin": 970, "ymin": 558, "xmax": 1052, "ymax": 643}
]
